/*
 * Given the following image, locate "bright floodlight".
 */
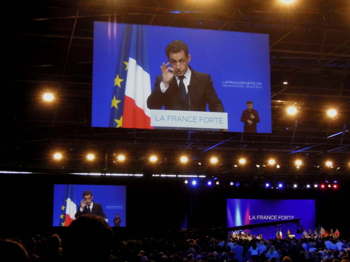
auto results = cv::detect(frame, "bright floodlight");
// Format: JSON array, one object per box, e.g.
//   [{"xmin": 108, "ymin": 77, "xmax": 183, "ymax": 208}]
[
  {"xmin": 267, "ymin": 158, "xmax": 277, "ymax": 166},
  {"xmin": 209, "ymin": 156, "xmax": 219, "ymax": 165},
  {"xmin": 85, "ymin": 153, "xmax": 96, "ymax": 162},
  {"xmin": 179, "ymin": 155, "xmax": 189, "ymax": 165},
  {"xmin": 52, "ymin": 151, "xmax": 63, "ymax": 161},
  {"xmin": 294, "ymin": 159, "xmax": 303, "ymax": 168},
  {"xmin": 149, "ymin": 154, "xmax": 159, "ymax": 164},
  {"xmin": 279, "ymin": 0, "xmax": 297, "ymax": 5},
  {"xmin": 116, "ymin": 153, "xmax": 126, "ymax": 163},
  {"xmin": 324, "ymin": 160, "xmax": 334, "ymax": 169},
  {"xmin": 283, "ymin": 81, "xmax": 288, "ymax": 85},
  {"xmin": 42, "ymin": 91, "xmax": 56, "ymax": 103},
  {"xmin": 238, "ymin": 157, "xmax": 247, "ymax": 166},
  {"xmin": 326, "ymin": 108, "xmax": 338, "ymax": 119},
  {"xmin": 286, "ymin": 105, "xmax": 298, "ymax": 116}
]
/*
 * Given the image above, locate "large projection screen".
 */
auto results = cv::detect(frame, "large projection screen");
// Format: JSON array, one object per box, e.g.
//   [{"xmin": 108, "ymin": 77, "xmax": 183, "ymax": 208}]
[{"xmin": 92, "ymin": 22, "xmax": 271, "ymax": 133}]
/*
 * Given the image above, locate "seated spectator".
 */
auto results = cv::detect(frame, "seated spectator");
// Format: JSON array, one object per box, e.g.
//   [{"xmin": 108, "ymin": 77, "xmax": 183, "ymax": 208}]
[
  {"xmin": 0, "ymin": 239, "xmax": 29, "ymax": 262},
  {"xmin": 63, "ymin": 214, "xmax": 113, "ymax": 262}
]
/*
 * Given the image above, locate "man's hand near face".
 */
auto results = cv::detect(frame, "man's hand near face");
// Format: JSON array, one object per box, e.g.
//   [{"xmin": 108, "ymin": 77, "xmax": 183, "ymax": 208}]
[{"xmin": 161, "ymin": 62, "xmax": 174, "ymax": 84}]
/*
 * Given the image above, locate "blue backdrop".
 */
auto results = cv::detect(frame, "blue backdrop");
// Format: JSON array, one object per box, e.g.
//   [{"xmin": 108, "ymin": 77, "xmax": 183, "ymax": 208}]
[
  {"xmin": 92, "ymin": 22, "xmax": 271, "ymax": 132},
  {"xmin": 52, "ymin": 184, "xmax": 126, "ymax": 227},
  {"xmin": 227, "ymin": 199, "xmax": 316, "ymax": 238}
]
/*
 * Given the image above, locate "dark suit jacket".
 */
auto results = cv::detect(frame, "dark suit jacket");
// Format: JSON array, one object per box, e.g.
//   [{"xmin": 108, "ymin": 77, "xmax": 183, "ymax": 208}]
[
  {"xmin": 75, "ymin": 202, "xmax": 106, "ymax": 219},
  {"xmin": 240, "ymin": 109, "xmax": 260, "ymax": 133},
  {"xmin": 147, "ymin": 69, "xmax": 224, "ymax": 112}
]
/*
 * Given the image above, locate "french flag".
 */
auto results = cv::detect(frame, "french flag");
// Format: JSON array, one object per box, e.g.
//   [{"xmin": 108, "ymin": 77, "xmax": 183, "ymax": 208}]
[
  {"xmin": 63, "ymin": 197, "xmax": 77, "ymax": 226},
  {"xmin": 60, "ymin": 185, "xmax": 77, "ymax": 226},
  {"xmin": 122, "ymin": 25, "xmax": 152, "ymax": 129}
]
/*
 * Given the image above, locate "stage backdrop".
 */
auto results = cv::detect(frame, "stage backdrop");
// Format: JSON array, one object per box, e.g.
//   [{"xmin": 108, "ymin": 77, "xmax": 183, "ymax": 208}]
[
  {"xmin": 227, "ymin": 199, "xmax": 316, "ymax": 238},
  {"xmin": 52, "ymin": 184, "xmax": 126, "ymax": 227},
  {"xmin": 92, "ymin": 22, "xmax": 271, "ymax": 133}
]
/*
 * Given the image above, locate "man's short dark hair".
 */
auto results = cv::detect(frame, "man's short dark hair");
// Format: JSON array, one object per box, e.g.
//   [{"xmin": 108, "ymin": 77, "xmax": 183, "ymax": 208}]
[
  {"xmin": 246, "ymin": 101, "xmax": 253, "ymax": 105},
  {"xmin": 82, "ymin": 191, "xmax": 93, "ymax": 197},
  {"xmin": 166, "ymin": 40, "xmax": 189, "ymax": 58}
]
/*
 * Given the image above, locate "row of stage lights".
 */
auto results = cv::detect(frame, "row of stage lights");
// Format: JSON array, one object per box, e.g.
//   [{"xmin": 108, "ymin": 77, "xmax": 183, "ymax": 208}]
[
  {"xmin": 284, "ymin": 104, "xmax": 339, "ymax": 119},
  {"xmin": 40, "ymin": 89, "xmax": 342, "ymax": 121},
  {"xmin": 50, "ymin": 151, "xmax": 350, "ymax": 171},
  {"xmin": 184, "ymin": 179, "xmax": 340, "ymax": 191}
]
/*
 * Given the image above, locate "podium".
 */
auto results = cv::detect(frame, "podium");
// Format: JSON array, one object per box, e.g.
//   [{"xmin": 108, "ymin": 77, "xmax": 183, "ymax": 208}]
[{"xmin": 150, "ymin": 110, "xmax": 228, "ymax": 130}]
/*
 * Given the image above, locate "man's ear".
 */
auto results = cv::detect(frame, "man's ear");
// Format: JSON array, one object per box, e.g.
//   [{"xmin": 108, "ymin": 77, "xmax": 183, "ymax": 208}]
[{"xmin": 188, "ymin": 54, "xmax": 191, "ymax": 63}]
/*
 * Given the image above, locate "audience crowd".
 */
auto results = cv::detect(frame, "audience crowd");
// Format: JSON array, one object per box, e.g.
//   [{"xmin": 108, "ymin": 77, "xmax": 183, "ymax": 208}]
[{"xmin": 1, "ymin": 215, "xmax": 349, "ymax": 262}]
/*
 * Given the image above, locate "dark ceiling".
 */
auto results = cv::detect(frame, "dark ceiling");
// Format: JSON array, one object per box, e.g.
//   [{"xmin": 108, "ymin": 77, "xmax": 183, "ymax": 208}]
[{"xmin": 5, "ymin": 0, "xmax": 350, "ymax": 174}]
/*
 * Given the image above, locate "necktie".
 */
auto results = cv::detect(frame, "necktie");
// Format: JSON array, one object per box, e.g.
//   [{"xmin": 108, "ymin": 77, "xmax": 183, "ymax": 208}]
[{"xmin": 178, "ymin": 75, "xmax": 189, "ymax": 110}]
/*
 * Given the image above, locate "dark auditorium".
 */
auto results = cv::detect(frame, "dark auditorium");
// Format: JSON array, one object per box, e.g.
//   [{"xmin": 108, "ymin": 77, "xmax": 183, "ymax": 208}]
[{"xmin": 2, "ymin": 0, "xmax": 350, "ymax": 262}]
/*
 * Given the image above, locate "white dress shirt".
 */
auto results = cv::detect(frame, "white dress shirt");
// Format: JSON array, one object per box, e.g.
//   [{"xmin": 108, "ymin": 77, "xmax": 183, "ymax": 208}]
[
  {"xmin": 80, "ymin": 202, "xmax": 94, "ymax": 212},
  {"xmin": 160, "ymin": 67, "xmax": 192, "ymax": 94}
]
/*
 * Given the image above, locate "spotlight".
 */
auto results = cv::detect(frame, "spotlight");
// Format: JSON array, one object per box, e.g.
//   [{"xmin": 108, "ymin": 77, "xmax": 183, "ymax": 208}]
[
  {"xmin": 116, "ymin": 153, "xmax": 126, "ymax": 163},
  {"xmin": 41, "ymin": 91, "xmax": 56, "ymax": 103},
  {"xmin": 191, "ymin": 180, "xmax": 198, "ymax": 186},
  {"xmin": 179, "ymin": 155, "xmax": 189, "ymax": 165},
  {"xmin": 286, "ymin": 105, "xmax": 298, "ymax": 116},
  {"xmin": 229, "ymin": 182, "xmax": 234, "ymax": 186},
  {"xmin": 320, "ymin": 184, "xmax": 326, "ymax": 189},
  {"xmin": 294, "ymin": 159, "xmax": 303, "ymax": 169},
  {"xmin": 283, "ymin": 81, "xmax": 288, "ymax": 85},
  {"xmin": 328, "ymin": 184, "xmax": 332, "ymax": 188},
  {"xmin": 52, "ymin": 151, "xmax": 63, "ymax": 161},
  {"xmin": 324, "ymin": 160, "xmax": 334, "ymax": 169},
  {"xmin": 148, "ymin": 154, "xmax": 159, "ymax": 164},
  {"xmin": 85, "ymin": 153, "xmax": 96, "ymax": 162},
  {"xmin": 276, "ymin": 164, "xmax": 281, "ymax": 169},
  {"xmin": 238, "ymin": 157, "xmax": 247, "ymax": 166},
  {"xmin": 293, "ymin": 184, "xmax": 298, "ymax": 189},
  {"xmin": 279, "ymin": 0, "xmax": 297, "ymax": 5},
  {"xmin": 314, "ymin": 184, "xmax": 319, "ymax": 188},
  {"xmin": 278, "ymin": 183, "xmax": 284, "ymax": 189},
  {"xmin": 265, "ymin": 183, "xmax": 271, "ymax": 188},
  {"xmin": 207, "ymin": 181, "xmax": 213, "ymax": 186},
  {"xmin": 306, "ymin": 184, "xmax": 311, "ymax": 189},
  {"xmin": 209, "ymin": 156, "xmax": 219, "ymax": 165},
  {"xmin": 333, "ymin": 184, "xmax": 339, "ymax": 190},
  {"xmin": 326, "ymin": 108, "xmax": 338, "ymax": 119},
  {"xmin": 184, "ymin": 180, "xmax": 189, "ymax": 184},
  {"xmin": 215, "ymin": 181, "xmax": 220, "ymax": 186},
  {"xmin": 267, "ymin": 158, "xmax": 277, "ymax": 167}
]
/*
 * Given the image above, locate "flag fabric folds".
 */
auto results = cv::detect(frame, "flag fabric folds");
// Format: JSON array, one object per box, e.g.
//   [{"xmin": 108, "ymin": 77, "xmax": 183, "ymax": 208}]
[
  {"xmin": 60, "ymin": 185, "xmax": 77, "ymax": 226},
  {"xmin": 109, "ymin": 24, "xmax": 152, "ymax": 129}
]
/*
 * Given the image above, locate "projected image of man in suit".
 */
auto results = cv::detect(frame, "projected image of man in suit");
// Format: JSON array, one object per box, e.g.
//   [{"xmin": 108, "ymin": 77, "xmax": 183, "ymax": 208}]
[
  {"xmin": 75, "ymin": 191, "xmax": 106, "ymax": 219},
  {"xmin": 147, "ymin": 40, "xmax": 224, "ymax": 112}
]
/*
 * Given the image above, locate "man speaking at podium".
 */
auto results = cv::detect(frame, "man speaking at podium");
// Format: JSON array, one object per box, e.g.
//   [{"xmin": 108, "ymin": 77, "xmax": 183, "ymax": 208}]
[
  {"xmin": 75, "ymin": 191, "xmax": 106, "ymax": 219},
  {"xmin": 147, "ymin": 40, "xmax": 224, "ymax": 112}
]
